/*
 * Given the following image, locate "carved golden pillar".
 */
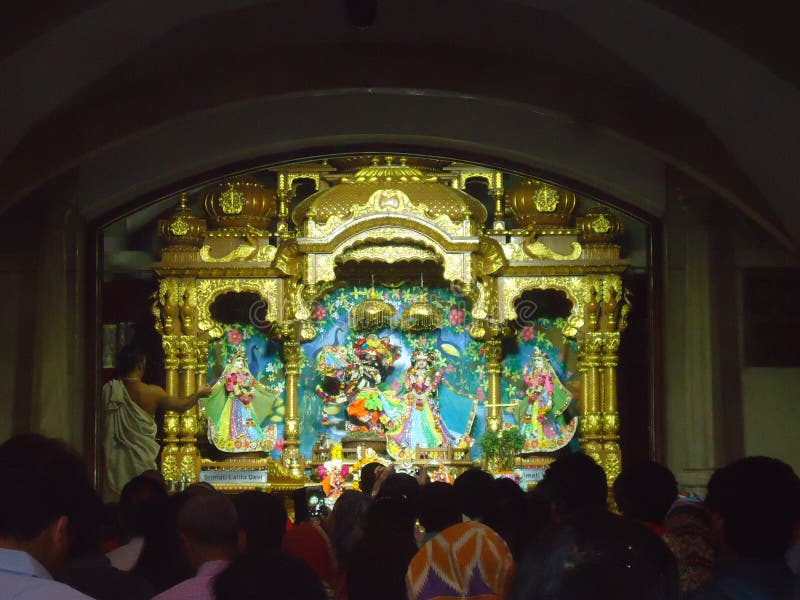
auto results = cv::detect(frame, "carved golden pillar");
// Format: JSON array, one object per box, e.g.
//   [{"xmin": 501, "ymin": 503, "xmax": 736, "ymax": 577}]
[
  {"xmin": 601, "ymin": 331, "xmax": 622, "ymax": 486},
  {"xmin": 177, "ymin": 282, "xmax": 200, "ymax": 483},
  {"xmin": 484, "ymin": 338, "xmax": 503, "ymax": 432},
  {"xmin": 158, "ymin": 279, "xmax": 184, "ymax": 485},
  {"xmin": 598, "ymin": 275, "xmax": 628, "ymax": 489},
  {"xmin": 161, "ymin": 335, "xmax": 181, "ymax": 484},
  {"xmin": 577, "ymin": 281, "xmax": 604, "ymax": 468},
  {"xmin": 492, "ymin": 176, "xmax": 505, "ymax": 230},
  {"xmin": 277, "ymin": 189, "xmax": 290, "ymax": 234},
  {"xmin": 178, "ymin": 335, "xmax": 199, "ymax": 483},
  {"xmin": 281, "ymin": 339, "xmax": 304, "ymax": 478},
  {"xmin": 195, "ymin": 339, "xmax": 210, "ymax": 401}
]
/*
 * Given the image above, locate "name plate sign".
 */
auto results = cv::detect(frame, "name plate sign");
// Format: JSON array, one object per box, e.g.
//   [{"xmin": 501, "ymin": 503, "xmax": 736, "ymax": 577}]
[
  {"xmin": 199, "ymin": 469, "xmax": 268, "ymax": 485},
  {"xmin": 514, "ymin": 467, "xmax": 546, "ymax": 488}
]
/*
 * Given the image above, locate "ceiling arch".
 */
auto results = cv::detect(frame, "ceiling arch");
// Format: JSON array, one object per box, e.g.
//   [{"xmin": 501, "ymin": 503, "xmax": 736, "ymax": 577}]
[{"xmin": 1, "ymin": 0, "xmax": 797, "ymax": 246}]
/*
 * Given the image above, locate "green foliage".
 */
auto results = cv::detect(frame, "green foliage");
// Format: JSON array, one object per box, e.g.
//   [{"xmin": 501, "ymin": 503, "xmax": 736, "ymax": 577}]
[{"xmin": 479, "ymin": 426, "xmax": 525, "ymax": 471}]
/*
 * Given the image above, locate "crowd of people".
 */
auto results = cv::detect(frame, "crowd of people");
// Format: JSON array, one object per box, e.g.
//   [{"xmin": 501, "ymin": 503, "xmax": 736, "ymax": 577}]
[{"xmin": 1, "ymin": 434, "xmax": 799, "ymax": 599}]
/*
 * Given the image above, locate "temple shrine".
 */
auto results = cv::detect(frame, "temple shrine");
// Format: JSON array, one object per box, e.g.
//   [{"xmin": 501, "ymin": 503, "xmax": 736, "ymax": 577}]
[{"xmin": 150, "ymin": 156, "xmax": 631, "ymax": 496}]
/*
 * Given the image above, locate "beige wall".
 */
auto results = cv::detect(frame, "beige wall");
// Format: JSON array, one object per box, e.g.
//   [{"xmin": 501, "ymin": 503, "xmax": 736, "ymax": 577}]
[
  {"xmin": 741, "ymin": 368, "xmax": 800, "ymax": 474},
  {"xmin": 0, "ymin": 194, "xmax": 85, "ymax": 454},
  {"xmin": 0, "ymin": 256, "xmax": 37, "ymax": 442}
]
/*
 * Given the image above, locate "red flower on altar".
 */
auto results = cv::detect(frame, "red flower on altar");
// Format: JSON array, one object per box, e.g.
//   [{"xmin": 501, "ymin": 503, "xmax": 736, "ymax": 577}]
[
  {"xmin": 520, "ymin": 326, "xmax": 536, "ymax": 342},
  {"xmin": 311, "ymin": 304, "xmax": 328, "ymax": 321},
  {"xmin": 449, "ymin": 308, "xmax": 465, "ymax": 326},
  {"xmin": 275, "ymin": 438, "xmax": 285, "ymax": 451},
  {"xmin": 227, "ymin": 328, "xmax": 243, "ymax": 345}
]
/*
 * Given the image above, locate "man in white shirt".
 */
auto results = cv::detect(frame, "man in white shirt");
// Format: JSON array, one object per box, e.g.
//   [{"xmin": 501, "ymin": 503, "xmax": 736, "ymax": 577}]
[{"xmin": 0, "ymin": 434, "xmax": 95, "ymax": 599}]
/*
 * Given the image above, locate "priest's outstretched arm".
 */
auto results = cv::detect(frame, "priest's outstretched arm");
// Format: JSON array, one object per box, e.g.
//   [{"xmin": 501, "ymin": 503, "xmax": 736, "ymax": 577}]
[{"xmin": 147, "ymin": 383, "xmax": 212, "ymax": 413}]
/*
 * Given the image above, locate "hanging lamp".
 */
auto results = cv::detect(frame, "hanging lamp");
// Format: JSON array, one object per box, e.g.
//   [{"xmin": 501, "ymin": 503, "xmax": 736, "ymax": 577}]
[
  {"xmin": 350, "ymin": 275, "xmax": 397, "ymax": 331},
  {"xmin": 401, "ymin": 274, "xmax": 443, "ymax": 332}
]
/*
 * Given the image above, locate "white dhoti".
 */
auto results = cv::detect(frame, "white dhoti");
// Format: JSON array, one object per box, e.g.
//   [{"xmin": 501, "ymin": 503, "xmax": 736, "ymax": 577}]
[{"xmin": 102, "ymin": 380, "xmax": 160, "ymax": 501}]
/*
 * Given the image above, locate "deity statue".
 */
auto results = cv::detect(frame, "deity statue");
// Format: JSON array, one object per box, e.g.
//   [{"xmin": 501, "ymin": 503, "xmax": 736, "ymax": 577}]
[
  {"xmin": 386, "ymin": 349, "xmax": 452, "ymax": 459},
  {"xmin": 345, "ymin": 335, "xmax": 399, "ymax": 433},
  {"xmin": 318, "ymin": 458, "xmax": 349, "ymax": 507},
  {"xmin": 202, "ymin": 348, "xmax": 279, "ymax": 452},
  {"xmin": 514, "ymin": 347, "xmax": 576, "ymax": 452},
  {"xmin": 316, "ymin": 334, "xmax": 399, "ymax": 433}
]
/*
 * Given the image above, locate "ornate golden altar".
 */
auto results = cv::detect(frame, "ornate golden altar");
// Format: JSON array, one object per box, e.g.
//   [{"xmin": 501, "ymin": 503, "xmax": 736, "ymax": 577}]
[{"xmin": 151, "ymin": 156, "xmax": 630, "ymax": 491}]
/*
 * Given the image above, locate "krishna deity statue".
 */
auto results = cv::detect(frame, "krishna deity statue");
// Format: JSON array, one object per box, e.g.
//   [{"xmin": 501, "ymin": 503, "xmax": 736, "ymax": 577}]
[{"xmin": 202, "ymin": 348, "xmax": 280, "ymax": 452}]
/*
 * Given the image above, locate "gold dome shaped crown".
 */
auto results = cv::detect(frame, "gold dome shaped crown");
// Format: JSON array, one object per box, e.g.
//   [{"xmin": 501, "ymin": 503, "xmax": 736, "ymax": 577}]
[
  {"xmin": 158, "ymin": 193, "xmax": 207, "ymax": 247},
  {"xmin": 507, "ymin": 179, "xmax": 576, "ymax": 229},
  {"xmin": 201, "ymin": 175, "xmax": 278, "ymax": 233},
  {"xmin": 292, "ymin": 157, "xmax": 488, "ymax": 231}
]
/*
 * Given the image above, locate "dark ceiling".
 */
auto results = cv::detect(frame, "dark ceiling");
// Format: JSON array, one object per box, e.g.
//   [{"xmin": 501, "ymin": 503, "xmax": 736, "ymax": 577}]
[
  {"xmin": 648, "ymin": 0, "xmax": 800, "ymax": 88},
  {"xmin": 4, "ymin": 1, "xmax": 799, "ymax": 88}
]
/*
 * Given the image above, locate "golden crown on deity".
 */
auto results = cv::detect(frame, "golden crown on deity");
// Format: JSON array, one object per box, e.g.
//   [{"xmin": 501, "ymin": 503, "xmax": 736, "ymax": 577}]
[
  {"xmin": 410, "ymin": 347, "xmax": 438, "ymax": 364},
  {"xmin": 352, "ymin": 334, "xmax": 399, "ymax": 366},
  {"xmin": 532, "ymin": 347, "xmax": 550, "ymax": 362}
]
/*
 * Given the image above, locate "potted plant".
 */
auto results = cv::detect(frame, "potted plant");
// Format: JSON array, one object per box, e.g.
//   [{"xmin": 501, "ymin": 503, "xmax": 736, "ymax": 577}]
[{"xmin": 480, "ymin": 426, "xmax": 524, "ymax": 473}]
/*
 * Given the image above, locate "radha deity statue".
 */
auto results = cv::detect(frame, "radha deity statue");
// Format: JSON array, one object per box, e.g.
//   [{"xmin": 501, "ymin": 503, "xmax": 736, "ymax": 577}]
[
  {"xmin": 386, "ymin": 349, "xmax": 452, "ymax": 459},
  {"xmin": 202, "ymin": 348, "xmax": 279, "ymax": 452},
  {"xmin": 515, "ymin": 347, "xmax": 577, "ymax": 452}
]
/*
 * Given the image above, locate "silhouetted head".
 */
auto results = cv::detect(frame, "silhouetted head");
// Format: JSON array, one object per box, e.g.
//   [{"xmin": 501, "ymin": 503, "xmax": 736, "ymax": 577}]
[
  {"xmin": 233, "ymin": 491, "xmax": 287, "ymax": 555},
  {"xmin": 418, "ymin": 482, "xmax": 461, "ymax": 535},
  {"xmin": 0, "ymin": 434, "xmax": 93, "ymax": 574},
  {"xmin": 330, "ymin": 490, "xmax": 370, "ymax": 567},
  {"xmin": 177, "ymin": 493, "xmax": 238, "ymax": 566},
  {"xmin": 215, "ymin": 552, "xmax": 326, "ymax": 600},
  {"xmin": 117, "ymin": 344, "xmax": 146, "ymax": 377},
  {"xmin": 453, "ymin": 468, "xmax": 495, "ymax": 521},
  {"xmin": 484, "ymin": 477, "xmax": 529, "ymax": 560},
  {"xmin": 359, "ymin": 462, "xmax": 382, "ymax": 496},
  {"xmin": 538, "ymin": 452, "xmax": 608, "ymax": 521},
  {"xmin": 119, "ymin": 473, "xmax": 169, "ymax": 537},
  {"xmin": 371, "ymin": 474, "xmax": 420, "ymax": 535},
  {"xmin": 509, "ymin": 511, "xmax": 679, "ymax": 600},
  {"xmin": 613, "ymin": 461, "xmax": 677, "ymax": 525},
  {"xmin": 705, "ymin": 456, "xmax": 800, "ymax": 559}
]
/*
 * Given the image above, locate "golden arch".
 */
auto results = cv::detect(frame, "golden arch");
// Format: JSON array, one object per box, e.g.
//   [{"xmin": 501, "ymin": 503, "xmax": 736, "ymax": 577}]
[{"xmin": 195, "ymin": 278, "xmax": 283, "ymax": 339}]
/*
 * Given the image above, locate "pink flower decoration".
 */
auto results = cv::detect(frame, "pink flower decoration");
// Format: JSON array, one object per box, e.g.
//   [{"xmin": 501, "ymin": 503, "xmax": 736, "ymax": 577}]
[
  {"xmin": 225, "ymin": 375, "xmax": 235, "ymax": 392},
  {"xmin": 449, "ymin": 308, "xmax": 465, "ymax": 326},
  {"xmin": 227, "ymin": 328, "xmax": 243, "ymax": 345},
  {"xmin": 341, "ymin": 466, "xmax": 350, "ymax": 478},
  {"xmin": 476, "ymin": 387, "xmax": 486, "ymax": 401},
  {"xmin": 275, "ymin": 438, "xmax": 285, "ymax": 451},
  {"xmin": 520, "ymin": 326, "xmax": 536, "ymax": 342},
  {"xmin": 311, "ymin": 304, "xmax": 328, "ymax": 321}
]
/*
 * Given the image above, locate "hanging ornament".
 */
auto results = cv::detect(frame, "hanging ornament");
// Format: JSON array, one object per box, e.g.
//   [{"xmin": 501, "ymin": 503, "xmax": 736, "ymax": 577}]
[
  {"xmin": 350, "ymin": 275, "xmax": 397, "ymax": 331},
  {"xmin": 401, "ymin": 273, "xmax": 443, "ymax": 332}
]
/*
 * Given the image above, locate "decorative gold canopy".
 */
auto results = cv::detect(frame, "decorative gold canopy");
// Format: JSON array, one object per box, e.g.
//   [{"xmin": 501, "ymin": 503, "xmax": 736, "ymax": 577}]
[{"xmin": 292, "ymin": 157, "xmax": 488, "ymax": 227}]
